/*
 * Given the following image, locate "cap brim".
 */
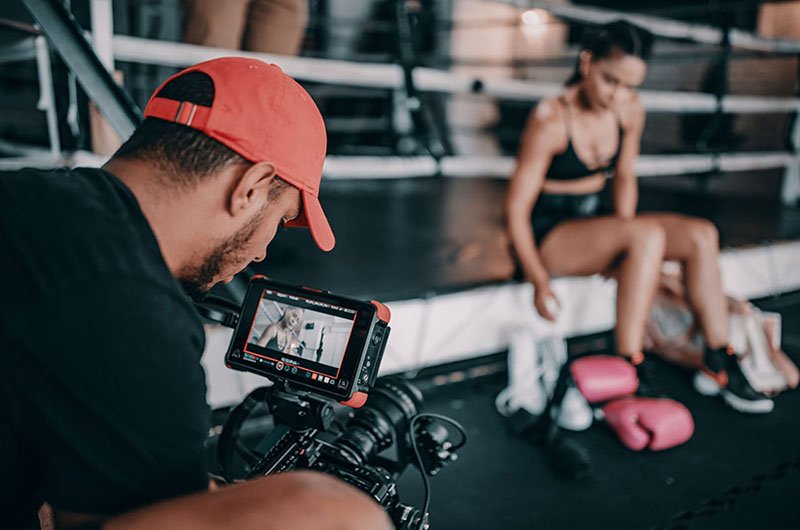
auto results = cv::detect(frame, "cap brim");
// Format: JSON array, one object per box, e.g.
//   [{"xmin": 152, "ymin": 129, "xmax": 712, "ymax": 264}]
[{"xmin": 289, "ymin": 191, "xmax": 335, "ymax": 252}]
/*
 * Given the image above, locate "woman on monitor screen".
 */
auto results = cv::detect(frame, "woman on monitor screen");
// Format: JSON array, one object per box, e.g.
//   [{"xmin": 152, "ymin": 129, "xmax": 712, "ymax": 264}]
[{"xmin": 257, "ymin": 307, "xmax": 305, "ymax": 356}]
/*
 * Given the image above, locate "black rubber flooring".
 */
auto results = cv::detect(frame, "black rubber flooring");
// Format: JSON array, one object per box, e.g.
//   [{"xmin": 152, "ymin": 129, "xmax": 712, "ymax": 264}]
[
  {"xmin": 254, "ymin": 177, "xmax": 800, "ymax": 302},
  {"xmin": 395, "ymin": 293, "xmax": 800, "ymax": 530}
]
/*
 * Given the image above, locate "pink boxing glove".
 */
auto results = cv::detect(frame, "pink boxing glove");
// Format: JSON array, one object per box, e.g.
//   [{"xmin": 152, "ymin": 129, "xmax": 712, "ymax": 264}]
[
  {"xmin": 570, "ymin": 355, "xmax": 639, "ymax": 404},
  {"xmin": 602, "ymin": 397, "xmax": 694, "ymax": 451}
]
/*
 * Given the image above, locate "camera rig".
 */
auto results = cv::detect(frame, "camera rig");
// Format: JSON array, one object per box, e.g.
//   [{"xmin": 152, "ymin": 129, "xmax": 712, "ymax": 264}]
[{"xmin": 198, "ymin": 277, "xmax": 467, "ymax": 529}]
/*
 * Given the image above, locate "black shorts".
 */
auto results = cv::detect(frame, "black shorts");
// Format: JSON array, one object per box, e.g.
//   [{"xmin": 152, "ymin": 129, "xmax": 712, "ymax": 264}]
[{"xmin": 530, "ymin": 191, "xmax": 608, "ymax": 245}]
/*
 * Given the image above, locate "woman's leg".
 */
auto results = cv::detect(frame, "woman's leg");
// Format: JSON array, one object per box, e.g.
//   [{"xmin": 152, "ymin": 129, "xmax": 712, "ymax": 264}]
[
  {"xmin": 641, "ymin": 214, "xmax": 772, "ymax": 412},
  {"xmin": 640, "ymin": 213, "xmax": 728, "ymax": 348},
  {"xmin": 540, "ymin": 216, "xmax": 666, "ymax": 357}
]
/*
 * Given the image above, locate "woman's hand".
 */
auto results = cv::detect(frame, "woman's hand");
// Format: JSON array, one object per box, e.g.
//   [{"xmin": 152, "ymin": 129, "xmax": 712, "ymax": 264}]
[{"xmin": 533, "ymin": 282, "xmax": 561, "ymax": 321}]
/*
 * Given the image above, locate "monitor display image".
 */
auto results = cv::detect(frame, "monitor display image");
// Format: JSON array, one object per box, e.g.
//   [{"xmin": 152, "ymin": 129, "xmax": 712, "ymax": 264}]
[{"xmin": 244, "ymin": 289, "xmax": 357, "ymax": 374}]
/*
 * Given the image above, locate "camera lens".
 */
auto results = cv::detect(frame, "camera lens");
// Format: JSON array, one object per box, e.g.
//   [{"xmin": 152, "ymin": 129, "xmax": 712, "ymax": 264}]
[{"xmin": 334, "ymin": 377, "xmax": 423, "ymax": 465}]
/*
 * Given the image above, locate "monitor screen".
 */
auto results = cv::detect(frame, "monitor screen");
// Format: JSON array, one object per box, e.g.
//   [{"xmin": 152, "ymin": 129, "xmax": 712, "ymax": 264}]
[{"xmin": 242, "ymin": 288, "xmax": 357, "ymax": 381}]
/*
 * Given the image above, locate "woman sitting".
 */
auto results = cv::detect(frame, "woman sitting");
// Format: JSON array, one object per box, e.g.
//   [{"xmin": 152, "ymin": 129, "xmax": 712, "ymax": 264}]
[{"xmin": 506, "ymin": 20, "xmax": 771, "ymax": 413}]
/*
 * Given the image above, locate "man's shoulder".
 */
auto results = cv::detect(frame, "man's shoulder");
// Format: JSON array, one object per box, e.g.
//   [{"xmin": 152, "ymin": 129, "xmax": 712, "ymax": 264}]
[
  {"xmin": 1, "ymin": 166, "xmax": 174, "ymax": 298},
  {"xmin": 1, "ymin": 165, "xmax": 146, "ymax": 232},
  {"xmin": 0, "ymin": 165, "xmax": 203, "ymax": 359},
  {"xmin": 1, "ymin": 165, "xmax": 118, "ymax": 204}
]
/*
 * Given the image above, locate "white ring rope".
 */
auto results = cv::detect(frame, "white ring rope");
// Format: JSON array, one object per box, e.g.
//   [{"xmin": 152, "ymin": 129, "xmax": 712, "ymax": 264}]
[
  {"xmin": 322, "ymin": 152, "xmax": 800, "ymax": 180},
  {"xmin": 112, "ymin": 35, "xmax": 800, "ymax": 114},
  {"xmin": 0, "ymin": 37, "xmax": 38, "ymax": 65},
  {"xmin": 1, "ymin": 147, "xmax": 797, "ymax": 180},
  {"xmin": 7, "ymin": 15, "xmax": 800, "ymax": 179},
  {"xmin": 500, "ymin": 1, "xmax": 800, "ymax": 55}
]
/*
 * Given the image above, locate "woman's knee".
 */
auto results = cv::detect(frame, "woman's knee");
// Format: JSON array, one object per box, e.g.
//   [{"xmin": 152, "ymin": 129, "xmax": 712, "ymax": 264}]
[
  {"xmin": 686, "ymin": 218, "xmax": 720, "ymax": 256},
  {"xmin": 625, "ymin": 219, "xmax": 666, "ymax": 257}
]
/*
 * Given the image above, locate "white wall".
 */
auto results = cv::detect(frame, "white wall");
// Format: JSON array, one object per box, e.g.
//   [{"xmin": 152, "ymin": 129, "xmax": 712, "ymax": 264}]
[{"xmin": 202, "ymin": 240, "xmax": 800, "ymax": 408}]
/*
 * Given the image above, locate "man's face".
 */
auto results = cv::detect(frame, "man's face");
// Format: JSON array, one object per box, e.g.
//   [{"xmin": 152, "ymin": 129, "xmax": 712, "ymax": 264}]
[{"xmin": 179, "ymin": 180, "xmax": 302, "ymax": 297}]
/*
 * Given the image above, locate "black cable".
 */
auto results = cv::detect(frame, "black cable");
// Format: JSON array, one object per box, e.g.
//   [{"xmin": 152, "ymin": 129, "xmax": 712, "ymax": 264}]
[
  {"xmin": 414, "ymin": 413, "xmax": 468, "ymax": 451},
  {"xmin": 409, "ymin": 425, "xmax": 430, "ymax": 530},
  {"xmin": 408, "ymin": 412, "xmax": 468, "ymax": 530}
]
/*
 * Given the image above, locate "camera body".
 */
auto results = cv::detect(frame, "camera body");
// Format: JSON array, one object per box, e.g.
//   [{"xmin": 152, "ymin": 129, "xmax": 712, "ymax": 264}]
[
  {"xmin": 211, "ymin": 276, "xmax": 462, "ymax": 529},
  {"xmin": 224, "ymin": 378, "xmax": 432, "ymax": 529},
  {"xmin": 225, "ymin": 276, "xmax": 390, "ymax": 407}
]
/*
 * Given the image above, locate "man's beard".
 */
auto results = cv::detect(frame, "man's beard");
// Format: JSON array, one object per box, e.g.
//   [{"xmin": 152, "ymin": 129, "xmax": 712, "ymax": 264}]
[{"xmin": 177, "ymin": 210, "xmax": 263, "ymax": 300}]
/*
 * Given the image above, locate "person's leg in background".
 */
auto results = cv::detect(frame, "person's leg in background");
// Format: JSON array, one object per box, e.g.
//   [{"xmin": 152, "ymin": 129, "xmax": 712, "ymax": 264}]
[
  {"xmin": 643, "ymin": 213, "xmax": 773, "ymax": 412},
  {"xmin": 181, "ymin": 0, "xmax": 250, "ymax": 50},
  {"xmin": 245, "ymin": 0, "xmax": 309, "ymax": 55}
]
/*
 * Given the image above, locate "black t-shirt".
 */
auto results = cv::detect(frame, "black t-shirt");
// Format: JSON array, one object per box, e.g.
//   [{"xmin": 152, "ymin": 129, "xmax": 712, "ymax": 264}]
[{"xmin": 0, "ymin": 167, "xmax": 210, "ymax": 528}]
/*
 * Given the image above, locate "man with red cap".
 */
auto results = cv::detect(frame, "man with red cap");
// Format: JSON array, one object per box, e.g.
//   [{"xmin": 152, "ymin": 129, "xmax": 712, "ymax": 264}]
[{"xmin": 0, "ymin": 58, "xmax": 389, "ymax": 530}]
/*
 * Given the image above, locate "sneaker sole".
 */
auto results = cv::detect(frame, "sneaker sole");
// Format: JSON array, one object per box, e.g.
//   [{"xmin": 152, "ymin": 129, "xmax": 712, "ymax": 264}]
[
  {"xmin": 693, "ymin": 371, "xmax": 721, "ymax": 396},
  {"xmin": 694, "ymin": 372, "xmax": 774, "ymax": 414},
  {"xmin": 720, "ymin": 389, "xmax": 774, "ymax": 414}
]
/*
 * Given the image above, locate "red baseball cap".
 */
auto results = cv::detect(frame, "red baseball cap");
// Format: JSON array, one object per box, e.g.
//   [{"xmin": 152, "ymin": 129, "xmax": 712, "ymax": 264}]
[{"xmin": 143, "ymin": 57, "xmax": 334, "ymax": 251}]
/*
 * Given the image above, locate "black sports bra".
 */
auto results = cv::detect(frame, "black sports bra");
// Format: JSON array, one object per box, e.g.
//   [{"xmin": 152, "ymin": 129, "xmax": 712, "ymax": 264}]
[
  {"xmin": 545, "ymin": 98, "xmax": 623, "ymax": 181},
  {"xmin": 266, "ymin": 334, "xmax": 281, "ymax": 351}
]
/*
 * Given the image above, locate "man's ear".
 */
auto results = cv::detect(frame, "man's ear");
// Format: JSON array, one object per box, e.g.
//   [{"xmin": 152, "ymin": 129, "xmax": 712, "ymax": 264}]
[{"xmin": 227, "ymin": 161, "xmax": 277, "ymax": 217}]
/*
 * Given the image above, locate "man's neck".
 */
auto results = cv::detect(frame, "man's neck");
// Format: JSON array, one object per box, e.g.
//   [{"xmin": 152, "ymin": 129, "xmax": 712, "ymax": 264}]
[{"xmin": 102, "ymin": 157, "xmax": 214, "ymax": 277}]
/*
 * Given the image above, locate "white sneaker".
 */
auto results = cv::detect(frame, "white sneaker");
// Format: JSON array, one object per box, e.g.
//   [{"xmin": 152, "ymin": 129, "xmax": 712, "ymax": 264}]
[
  {"xmin": 693, "ymin": 371, "xmax": 774, "ymax": 414},
  {"xmin": 553, "ymin": 386, "xmax": 593, "ymax": 431}
]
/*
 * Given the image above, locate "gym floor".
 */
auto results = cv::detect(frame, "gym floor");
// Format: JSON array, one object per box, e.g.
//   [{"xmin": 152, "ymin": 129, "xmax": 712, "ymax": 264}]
[{"xmin": 396, "ymin": 293, "xmax": 800, "ymax": 530}]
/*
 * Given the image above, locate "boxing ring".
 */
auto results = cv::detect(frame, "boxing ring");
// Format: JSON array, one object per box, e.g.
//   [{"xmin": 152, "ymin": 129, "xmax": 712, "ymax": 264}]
[
  {"xmin": 74, "ymin": 6, "xmax": 800, "ymax": 396},
  {"xmin": 4, "ymin": 0, "xmax": 800, "ymax": 396},
  {"xmin": 4, "ymin": 2, "xmax": 800, "ymax": 529}
]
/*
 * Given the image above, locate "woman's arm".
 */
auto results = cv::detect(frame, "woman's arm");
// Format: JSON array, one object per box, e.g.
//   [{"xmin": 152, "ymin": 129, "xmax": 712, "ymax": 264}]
[
  {"xmin": 256, "ymin": 323, "xmax": 278, "ymax": 347},
  {"xmin": 506, "ymin": 102, "xmax": 564, "ymax": 308},
  {"xmin": 612, "ymin": 95, "xmax": 645, "ymax": 219}
]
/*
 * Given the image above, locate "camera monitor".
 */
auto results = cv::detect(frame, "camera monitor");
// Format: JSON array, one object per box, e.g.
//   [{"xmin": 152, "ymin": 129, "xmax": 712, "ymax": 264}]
[{"xmin": 226, "ymin": 277, "xmax": 390, "ymax": 407}]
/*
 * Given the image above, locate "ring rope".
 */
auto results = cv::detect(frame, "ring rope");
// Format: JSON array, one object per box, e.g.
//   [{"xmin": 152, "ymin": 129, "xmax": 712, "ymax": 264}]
[
  {"xmin": 321, "ymin": 152, "xmax": 800, "ymax": 180},
  {"xmin": 111, "ymin": 35, "xmax": 800, "ymax": 114},
  {"xmin": 499, "ymin": 1, "xmax": 800, "ymax": 55},
  {"xmin": 0, "ymin": 148, "xmax": 796, "ymax": 180}
]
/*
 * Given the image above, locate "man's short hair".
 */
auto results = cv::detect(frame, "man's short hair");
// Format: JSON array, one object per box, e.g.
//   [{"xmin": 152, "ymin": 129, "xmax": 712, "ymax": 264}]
[{"xmin": 113, "ymin": 71, "xmax": 250, "ymax": 186}]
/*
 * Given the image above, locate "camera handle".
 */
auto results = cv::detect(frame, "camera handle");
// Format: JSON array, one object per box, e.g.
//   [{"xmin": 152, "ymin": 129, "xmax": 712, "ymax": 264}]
[
  {"xmin": 244, "ymin": 424, "xmax": 319, "ymax": 478},
  {"xmin": 243, "ymin": 383, "xmax": 336, "ymax": 479},
  {"xmin": 193, "ymin": 295, "xmax": 241, "ymax": 328}
]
